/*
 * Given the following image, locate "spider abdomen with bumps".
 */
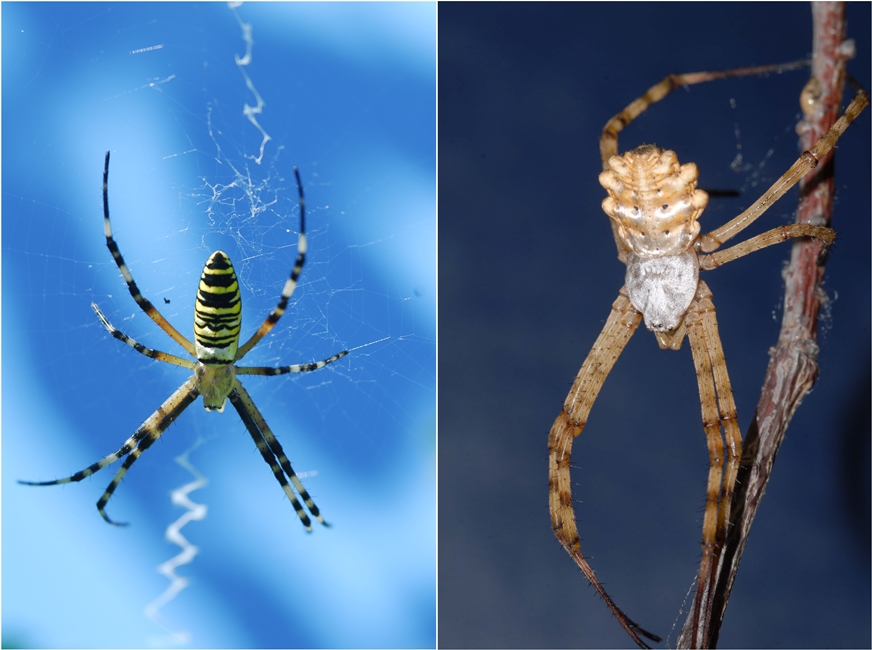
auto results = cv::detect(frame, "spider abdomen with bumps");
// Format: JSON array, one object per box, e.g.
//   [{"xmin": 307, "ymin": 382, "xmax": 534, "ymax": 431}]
[{"xmin": 599, "ymin": 144, "xmax": 707, "ymax": 258}]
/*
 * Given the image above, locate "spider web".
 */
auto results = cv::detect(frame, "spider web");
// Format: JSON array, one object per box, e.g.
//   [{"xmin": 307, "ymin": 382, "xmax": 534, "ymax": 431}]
[{"xmin": 3, "ymin": 4, "xmax": 435, "ymax": 649}]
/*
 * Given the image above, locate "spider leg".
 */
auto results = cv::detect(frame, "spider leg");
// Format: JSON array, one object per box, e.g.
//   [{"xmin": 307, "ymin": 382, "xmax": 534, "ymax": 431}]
[
  {"xmin": 699, "ymin": 283, "xmax": 742, "ymax": 604},
  {"xmin": 600, "ymin": 60, "xmax": 811, "ymax": 168},
  {"xmin": 20, "ymin": 377, "xmax": 200, "ymax": 526},
  {"xmin": 697, "ymin": 87, "xmax": 869, "ymax": 252},
  {"xmin": 549, "ymin": 289, "xmax": 660, "ymax": 648},
  {"xmin": 685, "ymin": 282, "xmax": 741, "ymax": 648},
  {"xmin": 228, "ymin": 380, "xmax": 327, "ymax": 531},
  {"xmin": 685, "ymin": 297, "xmax": 721, "ymax": 648},
  {"xmin": 698, "ymin": 224, "xmax": 834, "ymax": 270},
  {"xmin": 236, "ymin": 167, "xmax": 307, "ymax": 361},
  {"xmin": 101, "ymin": 152, "xmax": 196, "ymax": 356},
  {"xmin": 599, "ymin": 60, "xmax": 810, "ymax": 259},
  {"xmin": 236, "ymin": 349, "xmax": 348, "ymax": 376},
  {"xmin": 92, "ymin": 302, "xmax": 196, "ymax": 370}
]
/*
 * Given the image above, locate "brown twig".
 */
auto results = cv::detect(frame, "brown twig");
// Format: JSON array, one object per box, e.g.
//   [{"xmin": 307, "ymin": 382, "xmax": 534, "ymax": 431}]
[{"xmin": 677, "ymin": 3, "xmax": 856, "ymax": 647}]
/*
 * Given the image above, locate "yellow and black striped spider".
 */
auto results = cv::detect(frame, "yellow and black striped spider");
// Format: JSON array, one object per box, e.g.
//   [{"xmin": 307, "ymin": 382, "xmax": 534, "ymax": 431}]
[{"xmin": 20, "ymin": 151, "xmax": 347, "ymax": 530}]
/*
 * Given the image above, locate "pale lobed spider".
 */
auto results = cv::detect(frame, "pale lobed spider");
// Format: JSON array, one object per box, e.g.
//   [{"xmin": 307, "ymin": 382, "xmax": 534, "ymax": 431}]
[{"xmin": 547, "ymin": 60, "xmax": 869, "ymax": 648}]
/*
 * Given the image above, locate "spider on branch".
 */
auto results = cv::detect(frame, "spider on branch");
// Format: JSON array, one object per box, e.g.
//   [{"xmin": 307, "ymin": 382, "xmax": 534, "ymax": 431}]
[{"xmin": 548, "ymin": 59, "xmax": 868, "ymax": 649}]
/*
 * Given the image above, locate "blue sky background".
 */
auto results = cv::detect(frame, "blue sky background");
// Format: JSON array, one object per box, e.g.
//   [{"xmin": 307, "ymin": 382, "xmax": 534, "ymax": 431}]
[
  {"xmin": 439, "ymin": 3, "xmax": 870, "ymax": 648},
  {"xmin": 3, "ymin": 3, "xmax": 435, "ymax": 648}
]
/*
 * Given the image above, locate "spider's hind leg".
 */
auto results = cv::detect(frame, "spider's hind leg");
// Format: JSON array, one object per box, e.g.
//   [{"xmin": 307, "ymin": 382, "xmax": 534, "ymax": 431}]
[
  {"xmin": 101, "ymin": 151, "xmax": 196, "ymax": 357},
  {"xmin": 599, "ymin": 60, "xmax": 811, "ymax": 168},
  {"xmin": 235, "ymin": 166, "xmax": 308, "ymax": 361}
]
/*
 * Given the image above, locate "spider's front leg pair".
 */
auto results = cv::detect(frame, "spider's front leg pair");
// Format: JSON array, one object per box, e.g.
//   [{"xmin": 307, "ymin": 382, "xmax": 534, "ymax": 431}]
[
  {"xmin": 20, "ymin": 153, "xmax": 348, "ymax": 530},
  {"xmin": 548, "ymin": 277, "xmax": 741, "ymax": 649},
  {"xmin": 549, "ymin": 60, "xmax": 867, "ymax": 649}
]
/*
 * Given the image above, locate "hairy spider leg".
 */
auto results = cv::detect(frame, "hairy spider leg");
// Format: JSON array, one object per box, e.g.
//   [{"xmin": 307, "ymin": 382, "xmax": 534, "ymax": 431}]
[{"xmin": 548, "ymin": 289, "xmax": 661, "ymax": 648}]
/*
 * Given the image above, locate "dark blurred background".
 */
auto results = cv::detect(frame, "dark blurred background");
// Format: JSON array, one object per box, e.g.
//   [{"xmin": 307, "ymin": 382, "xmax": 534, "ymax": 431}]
[{"xmin": 439, "ymin": 3, "xmax": 870, "ymax": 648}]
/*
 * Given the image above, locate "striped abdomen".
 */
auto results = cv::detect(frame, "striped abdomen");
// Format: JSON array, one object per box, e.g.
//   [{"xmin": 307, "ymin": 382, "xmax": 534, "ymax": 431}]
[{"xmin": 194, "ymin": 251, "xmax": 241, "ymax": 363}]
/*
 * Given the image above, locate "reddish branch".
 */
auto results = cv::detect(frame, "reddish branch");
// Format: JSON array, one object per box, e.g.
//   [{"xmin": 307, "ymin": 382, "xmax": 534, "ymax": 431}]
[{"xmin": 677, "ymin": 3, "xmax": 858, "ymax": 647}]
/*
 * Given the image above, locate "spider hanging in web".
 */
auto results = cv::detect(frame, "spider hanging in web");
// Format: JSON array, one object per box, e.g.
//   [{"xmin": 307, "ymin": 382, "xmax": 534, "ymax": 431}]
[
  {"xmin": 20, "ymin": 152, "xmax": 348, "ymax": 530},
  {"xmin": 547, "ymin": 60, "xmax": 868, "ymax": 648}
]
